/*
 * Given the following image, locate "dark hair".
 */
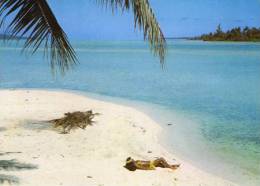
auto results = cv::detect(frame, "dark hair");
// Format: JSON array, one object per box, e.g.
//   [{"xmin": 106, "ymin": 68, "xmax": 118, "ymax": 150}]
[{"xmin": 124, "ymin": 157, "xmax": 137, "ymax": 171}]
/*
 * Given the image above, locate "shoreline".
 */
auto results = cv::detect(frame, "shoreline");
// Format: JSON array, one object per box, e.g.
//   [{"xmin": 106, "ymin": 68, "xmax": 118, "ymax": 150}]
[
  {"xmin": 56, "ymin": 88, "xmax": 258, "ymax": 186},
  {"xmin": 0, "ymin": 89, "xmax": 239, "ymax": 186}
]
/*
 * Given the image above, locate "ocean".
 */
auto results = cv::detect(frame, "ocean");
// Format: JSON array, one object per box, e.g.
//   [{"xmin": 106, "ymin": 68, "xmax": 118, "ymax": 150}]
[{"xmin": 0, "ymin": 39, "xmax": 260, "ymax": 185}]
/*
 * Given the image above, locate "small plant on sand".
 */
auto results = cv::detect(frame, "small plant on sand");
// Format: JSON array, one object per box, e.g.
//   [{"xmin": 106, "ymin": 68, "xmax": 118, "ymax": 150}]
[{"xmin": 49, "ymin": 110, "xmax": 100, "ymax": 134}]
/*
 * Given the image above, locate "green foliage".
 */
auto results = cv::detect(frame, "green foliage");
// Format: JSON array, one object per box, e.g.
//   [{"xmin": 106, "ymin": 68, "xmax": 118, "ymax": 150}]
[
  {"xmin": 0, "ymin": 0, "xmax": 77, "ymax": 74},
  {"xmin": 195, "ymin": 24, "xmax": 260, "ymax": 42},
  {"xmin": 216, "ymin": 24, "xmax": 223, "ymax": 35}
]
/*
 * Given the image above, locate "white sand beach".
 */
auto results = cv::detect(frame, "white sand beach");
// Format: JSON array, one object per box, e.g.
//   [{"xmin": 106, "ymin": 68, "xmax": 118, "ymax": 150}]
[{"xmin": 0, "ymin": 89, "xmax": 238, "ymax": 186}]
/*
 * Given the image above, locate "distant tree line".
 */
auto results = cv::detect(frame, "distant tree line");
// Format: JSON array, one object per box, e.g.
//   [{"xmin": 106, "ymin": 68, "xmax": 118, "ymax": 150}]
[{"xmin": 193, "ymin": 24, "xmax": 260, "ymax": 42}]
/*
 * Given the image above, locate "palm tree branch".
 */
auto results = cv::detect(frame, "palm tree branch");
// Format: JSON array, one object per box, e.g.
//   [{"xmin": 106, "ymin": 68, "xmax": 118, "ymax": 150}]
[
  {"xmin": 0, "ymin": 0, "xmax": 77, "ymax": 73},
  {"xmin": 96, "ymin": 0, "xmax": 166, "ymax": 65}
]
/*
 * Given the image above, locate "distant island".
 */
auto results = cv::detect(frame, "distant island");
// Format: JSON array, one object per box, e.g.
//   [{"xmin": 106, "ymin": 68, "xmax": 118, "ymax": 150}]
[{"xmin": 192, "ymin": 25, "xmax": 260, "ymax": 42}]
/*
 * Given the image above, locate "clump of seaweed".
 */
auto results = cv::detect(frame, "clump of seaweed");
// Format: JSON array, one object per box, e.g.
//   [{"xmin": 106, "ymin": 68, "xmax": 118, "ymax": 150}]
[
  {"xmin": 0, "ymin": 174, "xmax": 19, "ymax": 185},
  {"xmin": 49, "ymin": 110, "xmax": 100, "ymax": 134}
]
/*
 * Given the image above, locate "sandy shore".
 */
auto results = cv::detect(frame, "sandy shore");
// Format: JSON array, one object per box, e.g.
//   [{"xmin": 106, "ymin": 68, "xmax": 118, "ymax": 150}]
[{"xmin": 0, "ymin": 89, "xmax": 238, "ymax": 186}]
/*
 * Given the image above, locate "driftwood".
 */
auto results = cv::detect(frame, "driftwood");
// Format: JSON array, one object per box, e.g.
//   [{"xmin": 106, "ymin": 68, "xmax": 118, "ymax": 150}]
[
  {"xmin": 124, "ymin": 157, "xmax": 180, "ymax": 171},
  {"xmin": 49, "ymin": 110, "xmax": 100, "ymax": 134}
]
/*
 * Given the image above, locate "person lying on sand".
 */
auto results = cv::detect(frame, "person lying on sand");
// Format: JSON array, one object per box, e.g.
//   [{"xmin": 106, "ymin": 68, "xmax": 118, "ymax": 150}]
[{"xmin": 124, "ymin": 157, "xmax": 180, "ymax": 171}]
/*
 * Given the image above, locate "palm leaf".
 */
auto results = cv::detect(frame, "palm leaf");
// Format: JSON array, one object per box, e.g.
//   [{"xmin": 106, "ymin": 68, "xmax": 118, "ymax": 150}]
[
  {"xmin": 0, "ymin": 0, "xmax": 166, "ymax": 72},
  {"xmin": 0, "ymin": 0, "xmax": 77, "ymax": 73},
  {"xmin": 96, "ymin": 0, "xmax": 166, "ymax": 65}
]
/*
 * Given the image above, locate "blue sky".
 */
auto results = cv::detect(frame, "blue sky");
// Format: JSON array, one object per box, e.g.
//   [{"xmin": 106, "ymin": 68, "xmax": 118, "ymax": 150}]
[{"xmin": 45, "ymin": 0, "xmax": 260, "ymax": 40}]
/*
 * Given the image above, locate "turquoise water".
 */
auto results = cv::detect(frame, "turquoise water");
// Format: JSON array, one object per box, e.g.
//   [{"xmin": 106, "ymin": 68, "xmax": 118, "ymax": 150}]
[{"xmin": 0, "ymin": 40, "xmax": 260, "ymax": 185}]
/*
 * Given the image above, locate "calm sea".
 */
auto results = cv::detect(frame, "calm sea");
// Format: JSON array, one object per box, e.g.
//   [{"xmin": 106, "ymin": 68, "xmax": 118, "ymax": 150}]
[{"xmin": 0, "ymin": 40, "xmax": 260, "ymax": 185}]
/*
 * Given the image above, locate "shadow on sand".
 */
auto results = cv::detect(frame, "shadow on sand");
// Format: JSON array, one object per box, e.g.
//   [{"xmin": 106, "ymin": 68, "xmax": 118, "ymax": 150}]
[
  {"xmin": 0, "ymin": 160, "xmax": 38, "ymax": 171},
  {"xmin": 0, "ymin": 157, "xmax": 38, "ymax": 185},
  {"xmin": 0, "ymin": 174, "xmax": 19, "ymax": 185},
  {"xmin": 19, "ymin": 120, "xmax": 54, "ymax": 131},
  {"xmin": 0, "ymin": 127, "xmax": 7, "ymax": 132}
]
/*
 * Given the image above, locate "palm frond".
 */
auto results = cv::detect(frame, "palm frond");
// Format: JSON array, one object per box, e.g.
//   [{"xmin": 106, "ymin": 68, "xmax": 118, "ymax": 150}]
[
  {"xmin": 0, "ymin": 0, "xmax": 77, "ymax": 73},
  {"xmin": 96, "ymin": 0, "xmax": 166, "ymax": 65}
]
